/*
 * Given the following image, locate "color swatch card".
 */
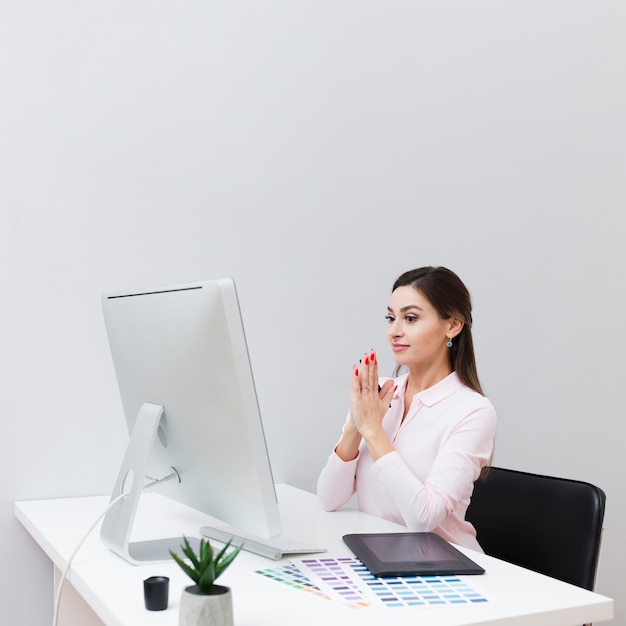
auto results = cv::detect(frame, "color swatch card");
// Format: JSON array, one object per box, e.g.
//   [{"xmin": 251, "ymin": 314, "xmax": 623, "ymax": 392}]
[
  {"xmin": 256, "ymin": 557, "xmax": 489, "ymax": 610},
  {"xmin": 254, "ymin": 562, "xmax": 368, "ymax": 609}
]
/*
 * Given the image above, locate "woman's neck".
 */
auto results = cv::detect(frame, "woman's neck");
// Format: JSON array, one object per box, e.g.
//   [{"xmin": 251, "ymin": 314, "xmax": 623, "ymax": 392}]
[{"xmin": 405, "ymin": 364, "xmax": 453, "ymax": 396}]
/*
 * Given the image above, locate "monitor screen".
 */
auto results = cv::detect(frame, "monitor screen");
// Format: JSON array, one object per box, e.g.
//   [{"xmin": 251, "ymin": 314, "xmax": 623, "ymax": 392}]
[{"xmin": 99, "ymin": 278, "xmax": 281, "ymax": 564}]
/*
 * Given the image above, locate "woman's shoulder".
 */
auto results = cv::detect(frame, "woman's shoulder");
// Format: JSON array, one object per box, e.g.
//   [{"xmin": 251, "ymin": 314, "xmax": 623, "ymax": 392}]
[
  {"xmin": 436, "ymin": 373, "xmax": 496, "ymax": 416},
  {"xmin": 453, "ymin": 383, "xmax": 498, "ymax": 428},
  {"xmin": 454, "ymin": 382, "xmax": 495, "ymax": 407}
]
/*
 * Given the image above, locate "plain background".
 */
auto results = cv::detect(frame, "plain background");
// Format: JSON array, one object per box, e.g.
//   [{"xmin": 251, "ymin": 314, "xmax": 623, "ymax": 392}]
[{"xmin": 1, "ymin": 2, "xmax": 624, "ymax": 624}]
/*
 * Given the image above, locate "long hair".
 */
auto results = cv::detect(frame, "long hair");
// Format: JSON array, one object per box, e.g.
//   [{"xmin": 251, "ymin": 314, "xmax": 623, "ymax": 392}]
[{"xmin": 392, "ymin": 266, "xmax": 484, "ymax": 395}]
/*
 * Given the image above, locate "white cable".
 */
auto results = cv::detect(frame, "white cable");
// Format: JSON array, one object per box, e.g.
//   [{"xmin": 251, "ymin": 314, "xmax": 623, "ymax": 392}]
[{"xmin": 53, "ymin": 491, "xmax": 130, "ymax": 626}]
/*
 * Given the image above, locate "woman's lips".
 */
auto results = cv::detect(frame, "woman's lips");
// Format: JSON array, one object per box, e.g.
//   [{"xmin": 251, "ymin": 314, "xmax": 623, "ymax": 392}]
[{"xmin": 391, "ymin": 344, "xmax": 409, "ymax": 353}]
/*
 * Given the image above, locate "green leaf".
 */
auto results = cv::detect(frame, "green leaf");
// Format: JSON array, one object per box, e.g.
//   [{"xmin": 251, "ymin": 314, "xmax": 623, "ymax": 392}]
[
  {"xmin": 215, "ymin": 541, "xmax": 243, "ymax": 578},
  {"xmin": 198, "ymin": 538, "xmax": 214, "ymax": 572},
  {"xmin": 197, "ymin": 561, "xmax": 217, "ymax": 593},
  {"xmin": 181, "ymin": 536, "xmax": 201, "ymax": 571},
  {"xmin": 169, "ymin": 550, "xmax": 200, "ymax": 584}
]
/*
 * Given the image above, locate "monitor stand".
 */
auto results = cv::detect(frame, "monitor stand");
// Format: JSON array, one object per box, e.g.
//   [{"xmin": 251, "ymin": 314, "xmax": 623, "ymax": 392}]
[{"xmin": 100, "ymin": 402, "xmax": 198, "ymax": 565}]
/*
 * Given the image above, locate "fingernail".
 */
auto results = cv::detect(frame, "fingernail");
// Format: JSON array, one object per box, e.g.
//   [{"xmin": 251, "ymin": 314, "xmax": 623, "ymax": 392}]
[
  {"xmin": 364, "ymin": 356, "xmax": 369, "ymax": 365},
  {"xmin": 354, "ymin": 367, "xmax": 359, "ymax": 377}
]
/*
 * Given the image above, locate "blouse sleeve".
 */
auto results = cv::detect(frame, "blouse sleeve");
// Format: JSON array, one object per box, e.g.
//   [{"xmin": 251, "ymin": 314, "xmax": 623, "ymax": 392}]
[
  {"xmin": 371, "ymin": 402, "xmax": 497, "ymax": 531},
  {"xmin": 316, "ymin": 411, "xmax": 360, "ymax": 510},
  {"xmin": 316, "ymin": 448, "xmax": 359, "ymax": 511}
]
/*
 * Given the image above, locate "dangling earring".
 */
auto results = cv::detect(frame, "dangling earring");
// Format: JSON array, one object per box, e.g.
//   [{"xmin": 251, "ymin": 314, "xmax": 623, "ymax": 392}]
[{"xmin": 446, "ymin": 337, "xmax": 453, "ymax": 348}]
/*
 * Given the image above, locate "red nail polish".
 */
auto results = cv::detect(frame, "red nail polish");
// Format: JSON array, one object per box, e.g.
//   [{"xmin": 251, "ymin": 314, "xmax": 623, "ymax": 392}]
[
  {"xmin": 364, "ymin": 356, "xmax": 369, "ymax": 365},
  {"xmin": 354, "ymin": 367, "xmax": 359, "ymax": 377}
]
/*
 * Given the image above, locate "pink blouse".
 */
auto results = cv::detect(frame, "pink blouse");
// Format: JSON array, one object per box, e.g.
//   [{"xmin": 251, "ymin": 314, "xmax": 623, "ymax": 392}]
[{"xmin": 317, "ymin": 372, "xmax": 497, "ymax": 552}]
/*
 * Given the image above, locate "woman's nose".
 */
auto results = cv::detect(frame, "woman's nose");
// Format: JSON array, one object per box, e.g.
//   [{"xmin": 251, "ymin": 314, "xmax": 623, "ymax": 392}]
[{"xmin": 387, "ymin": 320, "xmax": 402, "ymax": 338}]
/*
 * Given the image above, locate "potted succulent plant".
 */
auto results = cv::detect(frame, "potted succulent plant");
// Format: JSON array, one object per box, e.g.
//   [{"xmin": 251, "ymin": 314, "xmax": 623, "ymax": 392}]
[{"xmin": 170, "ymin": 536, "xmax": 243, "ymax": 626}]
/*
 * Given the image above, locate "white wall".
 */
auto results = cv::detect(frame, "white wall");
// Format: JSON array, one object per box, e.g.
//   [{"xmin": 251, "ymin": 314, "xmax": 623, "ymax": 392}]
[{"xmin": 1, "ymin": 2, "xmax": 624, "ymax": 624}]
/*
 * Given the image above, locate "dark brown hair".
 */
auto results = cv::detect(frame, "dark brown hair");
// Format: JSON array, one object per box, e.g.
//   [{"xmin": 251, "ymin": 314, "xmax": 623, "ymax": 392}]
[{"xmin": 392, "ymin": 266, "xmax": 483, "ymax": 395}]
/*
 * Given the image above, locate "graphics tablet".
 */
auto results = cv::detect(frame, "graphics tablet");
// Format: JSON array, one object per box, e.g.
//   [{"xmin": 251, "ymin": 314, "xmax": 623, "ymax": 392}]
[{"xmin": 343, "ymin": 532, "xmax": 485, "ymax": 577}]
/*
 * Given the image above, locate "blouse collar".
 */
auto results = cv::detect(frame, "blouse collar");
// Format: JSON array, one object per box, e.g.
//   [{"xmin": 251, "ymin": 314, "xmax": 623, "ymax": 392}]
[{"xmin": 395, "ymin": 371, "xmax": 463, "ymax": 408}]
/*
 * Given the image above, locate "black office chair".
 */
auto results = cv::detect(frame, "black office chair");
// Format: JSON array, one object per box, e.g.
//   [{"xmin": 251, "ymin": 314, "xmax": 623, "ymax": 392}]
[{"xmin": 465, "ymin": 466, "xmax": 606, "ymax": 591}]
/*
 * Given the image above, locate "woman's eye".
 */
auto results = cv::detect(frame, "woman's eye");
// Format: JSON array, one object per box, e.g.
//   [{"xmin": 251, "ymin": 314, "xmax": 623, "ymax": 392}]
[
  {"xmin": 405, "ymin": 315, "xmax": 418, "ymax": 323},
  {"xmin": 385, "ymin": 315, "xmax": 395, "ymax": 323}
]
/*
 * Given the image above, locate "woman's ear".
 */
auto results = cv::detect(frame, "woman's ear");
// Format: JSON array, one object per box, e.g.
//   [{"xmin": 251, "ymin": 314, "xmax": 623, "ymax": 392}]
[{"xmin": 448, "ymin": 317, "xmax": 464, "ymax": 339}]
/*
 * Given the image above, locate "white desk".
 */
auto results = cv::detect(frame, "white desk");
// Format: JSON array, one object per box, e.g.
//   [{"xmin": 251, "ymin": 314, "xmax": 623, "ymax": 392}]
[{"xmin": 15, "ymin": 485, "xmax": 613, "ymax": 626}]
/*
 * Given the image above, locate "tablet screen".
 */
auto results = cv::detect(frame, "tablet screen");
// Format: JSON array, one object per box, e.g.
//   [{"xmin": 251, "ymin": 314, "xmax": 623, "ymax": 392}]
[{"xmin": 343, "ymin": 532, "xmax": 485, "ymax": 577}]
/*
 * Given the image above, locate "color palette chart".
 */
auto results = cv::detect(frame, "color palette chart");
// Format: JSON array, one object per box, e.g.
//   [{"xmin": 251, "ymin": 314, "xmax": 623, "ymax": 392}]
[
  {"xmin": 255, "ymin": 557, "xmax": 489, "ymax": 610},
  {"xmin": 255, "ymin": 562, "xmax": 338, "ymax": 604}
]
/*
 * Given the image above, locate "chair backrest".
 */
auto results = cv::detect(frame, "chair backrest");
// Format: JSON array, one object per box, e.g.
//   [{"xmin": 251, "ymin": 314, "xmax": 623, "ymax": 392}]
[{"xmin": 465, "ymin": 467, "xmax": 606, "ymax": 590}]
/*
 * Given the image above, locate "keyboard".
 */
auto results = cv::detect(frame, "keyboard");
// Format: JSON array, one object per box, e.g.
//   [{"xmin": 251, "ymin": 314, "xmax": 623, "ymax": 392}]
[{"xmin": 199, "ymin": 525, "xmax": 327, "ymax": 560}]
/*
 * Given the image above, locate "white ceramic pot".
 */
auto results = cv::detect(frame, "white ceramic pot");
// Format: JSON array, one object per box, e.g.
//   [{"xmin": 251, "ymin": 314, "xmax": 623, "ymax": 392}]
[{"xmin": 178, "ymin": 584, "xmax": 234, "ymax": 626}]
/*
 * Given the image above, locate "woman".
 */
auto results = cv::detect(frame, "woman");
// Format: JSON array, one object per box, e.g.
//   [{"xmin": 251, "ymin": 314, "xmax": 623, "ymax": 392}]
[{"xmin": 317, "ymin": 266, "xmax": 497, "ymax": 552}]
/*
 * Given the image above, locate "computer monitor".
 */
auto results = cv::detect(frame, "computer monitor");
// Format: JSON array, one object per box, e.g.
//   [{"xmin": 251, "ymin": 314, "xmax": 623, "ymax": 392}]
[{"xmin": 99, "ymin": 278, "xmax": 282, "ymax": 564}]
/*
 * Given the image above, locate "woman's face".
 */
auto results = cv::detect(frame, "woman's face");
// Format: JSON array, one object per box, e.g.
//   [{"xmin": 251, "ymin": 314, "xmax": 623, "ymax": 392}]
[{"xmin": 385, "ymin": 286, "xmax": 457, "ymax": 370}]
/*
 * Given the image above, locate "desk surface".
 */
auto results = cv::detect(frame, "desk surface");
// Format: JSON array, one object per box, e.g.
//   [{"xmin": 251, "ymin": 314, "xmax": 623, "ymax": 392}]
[{"xmin": 15, "ymin": 485, "xmax": 613, "ymax": 626}]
